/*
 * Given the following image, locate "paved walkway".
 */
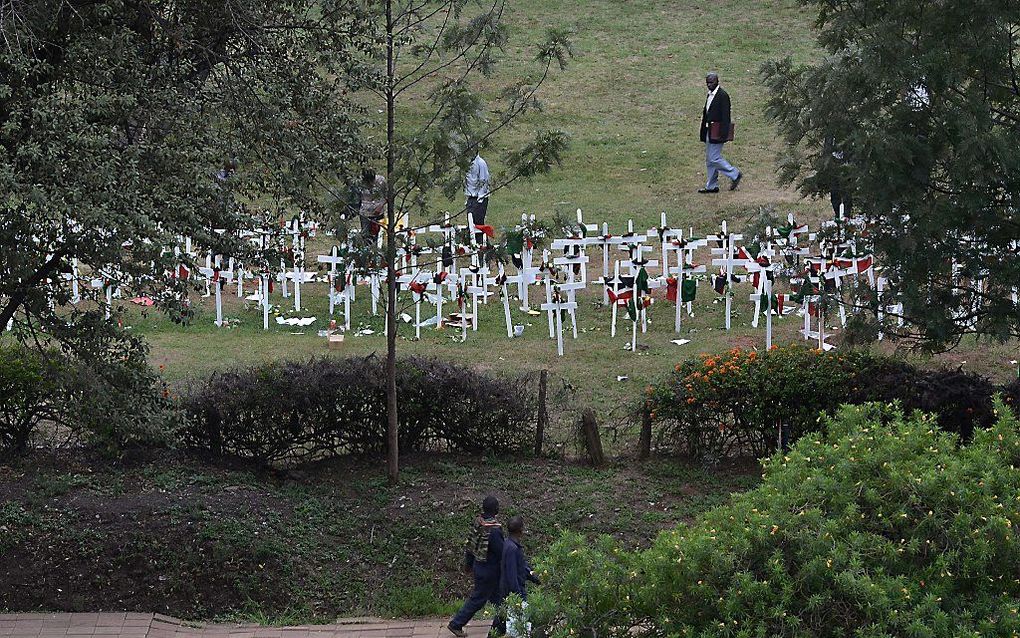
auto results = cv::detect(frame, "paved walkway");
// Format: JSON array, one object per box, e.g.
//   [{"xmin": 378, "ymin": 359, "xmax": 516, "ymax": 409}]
[{"xmin": 0, "ymin": 614, "xmax": 472, "ymax": 638}]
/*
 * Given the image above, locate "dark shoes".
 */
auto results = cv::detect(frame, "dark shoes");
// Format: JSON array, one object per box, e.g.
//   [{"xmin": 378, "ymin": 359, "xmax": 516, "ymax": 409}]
[
  {"xmin": 448, "ymin": 624, "xmax": 467, "ymax": 638},
  {"xmin": 730, "ymin": 171, "xmax": 742, "ymax": 191},
  {"xmin": 697, "ymin": 187, "xmax": 720, "ymax": 194}
]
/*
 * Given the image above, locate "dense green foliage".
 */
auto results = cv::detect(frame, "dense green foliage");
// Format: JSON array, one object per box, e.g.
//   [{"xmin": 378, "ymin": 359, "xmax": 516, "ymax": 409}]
[
  {"xmin": 648, "ymin": 345, "xmax": 1002, "ymax": 460},
  {"xmin": 762, "ymin": 0, "xmax": 1020, "ymax": 348},
  {"xmin": 527, "ymin": 403, "xmax": 1020, "ymax": 637},
  {"xmin": 0, "ymin": 345, "xmax": 57, "ymax": 454},
  {"xmin": 0, "ymin": 0, "xmax": 374, "ymax": 384},
  {"xmin": 0, "ymin": 325, "xmax": 172, "ymax": 456},
  {"xmin": 180, "ymin": 356, "xmax": 537, "ymax": 463}
]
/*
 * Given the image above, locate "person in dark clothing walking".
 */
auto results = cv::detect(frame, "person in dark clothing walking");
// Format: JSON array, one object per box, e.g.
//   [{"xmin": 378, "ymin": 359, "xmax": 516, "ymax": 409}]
[
  {"xmin": 449, "ymin": 496, "xmax": 504, "ymax": 637},
  {"xmin": 499, "ymin": 516, "xmax": 540, "ymax": 601},
  {"xmin": 494, "ymin": 516, "xmax": 540, "ymax": 637},
  {"xmin": 698, "ymin": 72, "xmax": 742, "ymax": 193}
]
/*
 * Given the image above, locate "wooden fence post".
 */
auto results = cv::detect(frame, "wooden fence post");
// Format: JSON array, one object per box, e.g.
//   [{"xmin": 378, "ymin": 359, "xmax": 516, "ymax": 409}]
[
  {"xmin": 580, "ymin": 408, "xmax": 605, "ymax": 467},
  {"xmin": 535, "ymin": 369, "xmax": 548, "ymax": 456}
]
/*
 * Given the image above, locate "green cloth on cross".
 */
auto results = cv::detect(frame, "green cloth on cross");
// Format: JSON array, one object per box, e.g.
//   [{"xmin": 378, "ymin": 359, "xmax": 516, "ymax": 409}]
[
  {"xmin": 680, "ymin": 279, "xmax": 697, "ymax": 303},
  {"xmin": 636, "ymin": 267, "xmax": 650, "ymax": 295}
]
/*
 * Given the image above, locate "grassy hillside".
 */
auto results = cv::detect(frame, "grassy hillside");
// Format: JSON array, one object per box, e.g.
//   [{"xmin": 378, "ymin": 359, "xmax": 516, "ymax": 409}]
[
  {"xmin": 405, "ymin": 0, "xmax": 828, "ymax": 230},
  {"xmin": 137, "ymin": 0, "xmax": 1019, "ymax": 420},
  {"xmin": 0, "ymin": 452, "xmax": 759, "ymax": 621}
]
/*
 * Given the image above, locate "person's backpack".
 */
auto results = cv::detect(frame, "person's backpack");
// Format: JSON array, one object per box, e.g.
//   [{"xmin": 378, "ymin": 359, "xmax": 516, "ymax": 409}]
[{"xmin": 467, "ymin": 516, "xmax": 502, "ymax": 563}]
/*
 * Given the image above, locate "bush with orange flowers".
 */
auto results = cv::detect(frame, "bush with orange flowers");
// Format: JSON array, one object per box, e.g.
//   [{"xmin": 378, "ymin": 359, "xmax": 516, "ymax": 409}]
[
  {"xmin": 647, "ymin": 345, "xmax": 1010, "ymax": 462},
  {"xmin": 648, "ymin": 345, "xmax": 870, "ymax": 460}
]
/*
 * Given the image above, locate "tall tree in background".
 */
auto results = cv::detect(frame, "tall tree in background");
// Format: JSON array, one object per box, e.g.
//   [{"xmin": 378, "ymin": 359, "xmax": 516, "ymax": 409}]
[
  {"xmin": 762, "ymin": 0, "xmax": 1020, "ymax": 351},
  {"xmin": 1, "ymin": 0, "xmax": 374, "ymax": 407},
  {"xmin": 364, "ymin": 0, "xmax": 571, "ymax": 482}
]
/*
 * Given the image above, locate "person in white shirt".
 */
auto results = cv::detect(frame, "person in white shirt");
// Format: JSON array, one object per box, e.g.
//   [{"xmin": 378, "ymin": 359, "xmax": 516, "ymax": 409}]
[
  {"xmin": 698, "ymin": 72, "xmax": 742, "ymax": 193},
  {"xmin": 465, "ymin": 154, "xmax": 490, "ymax": 225}
]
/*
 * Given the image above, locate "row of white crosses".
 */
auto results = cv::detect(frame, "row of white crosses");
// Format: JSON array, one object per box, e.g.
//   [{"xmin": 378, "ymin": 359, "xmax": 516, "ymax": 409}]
[{"xmin": 167, "ymin": 207, "xmax": 899, "ymax": 356}]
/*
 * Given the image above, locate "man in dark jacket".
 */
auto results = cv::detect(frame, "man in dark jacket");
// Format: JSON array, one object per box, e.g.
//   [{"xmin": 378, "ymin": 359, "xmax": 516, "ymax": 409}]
[
  {"xmin": 499, "ymin": 516, "xmax": 539, "ymax": 600},
  {"xmin": 449, "ymin": 496, "xmax": 504, "ymax": 637},
  {"xmin": 698, "ymin": 72, "xmax": 742, "ymax": 193},
  {"xmin": 494, "ymin": 516, "xmax": 540, "ymax": 637}
]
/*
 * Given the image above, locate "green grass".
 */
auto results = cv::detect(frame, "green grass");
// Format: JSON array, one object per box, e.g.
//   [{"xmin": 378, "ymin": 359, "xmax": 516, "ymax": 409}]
[
  {"xmin": 398, "ymin": 0, "xmax": 830, "ymax": 228},
  {"xmin": 0, "ymin": 453, "xmax": 760, "ymax": 621},
  {"xmin": 130, "ymin": 0, "xmax": 1019, "ymax": 418}
]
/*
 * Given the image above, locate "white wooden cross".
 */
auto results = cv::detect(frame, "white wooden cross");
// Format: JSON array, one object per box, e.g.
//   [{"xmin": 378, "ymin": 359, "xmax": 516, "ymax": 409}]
[
  {"xmin": 462, "ymin": 263, "xmax": 494, "ymax": 332},
  {"xmin": 807, "ymin": 251, "xmax": 853, "ymax": 328},
  {"xmin": 551, "ymin": 237, "xmax": 590, "ymax": 287},
  {"xmin": 833, "ymin": 241, "xmax": 877, "ymax": 287},
  {"xmin": 707, "ymin": 221, "xmax": 747, "ymax": 330},
  {"xmin": 514, "ymin": 232, "xmax": 543, "ymax": 312},
  {"xmin": 773, "ymin": 214, "xmax": 815, "ymax": 267},
  {"xmin": 621, "ymin": 240, "xmax": 657, "ymax": 279},
  {"xmin": 649, "ymin": 212, "xmax": 683, "ymax": 278},
  {"xmin": 317, "ymin": 246, "xmax": 353, "ymax": 330},
  {"xmin": 791, "ymin": 271, "xmax": 825, "ymax": 348},
  {"xmin": 748, "ymin": 275, "xmax": 778, "ymax": 349},
  {"xmin": 248, "ymin": 228, "xmax": 277, "ymax": 331},
  {"xmin": 875, "ymin": 275, "xmax": 904, "ymax": 341},
  {"xmin": 198, "ymin": 264, "xmax": 234, "ymax": 327},
  {"xmin": 90, "ymin": 274, "xmax": 116, "ymax": 320},
  {"xmin": 540, "ymin": 283, "xmax": 578, "ymax": 357},
  {"xmin": 544, "ymin": 263, "xmax": 585, "ymax": 340},
  {"xmin": 63, "ymin": 257, "xmax": 81, "ymax": 304},
  {"xmin": 404, "ymin": 270, "xmax": 435, "ymax": 339},
  {"xmin": 425, "ymin": 212, "xmax": 458, "ymax": 274},
  {"xmin": 604, "ymin": 261, "xmax": 632, "ymax": 339},
  {"xmin": 743, "ymin": 252, "xmax": 778, "ymax": 330},
  {"xmin": 668, "ymin": 231, "xmax": 708, "ymax": 332},
  {"xmin": 495, "ymin": 265, "xmax": 514, "ymax": 339},
  {"xmin": 572, "ymin": 208, "xmax": 598, "ymax": 239},
  {"xmin": 588, "ymin": 223, "xmax": 631, "ymax": 303}
]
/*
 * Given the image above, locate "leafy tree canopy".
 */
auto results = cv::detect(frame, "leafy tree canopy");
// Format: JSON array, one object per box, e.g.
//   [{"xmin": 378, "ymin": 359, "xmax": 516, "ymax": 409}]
[
  {"xmin": 1, "ymin": 0, "xmax": 375, "ymax": 337},
  {"xmin": 762, "ymin": 0, "xmax": 1020, "ymax": 350}
]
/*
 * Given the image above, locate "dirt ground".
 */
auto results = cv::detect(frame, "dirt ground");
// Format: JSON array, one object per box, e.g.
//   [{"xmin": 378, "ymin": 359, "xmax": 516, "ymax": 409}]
[{"xmin": 0, "ymin": 450, "xmax": 759, "ymax": 622}]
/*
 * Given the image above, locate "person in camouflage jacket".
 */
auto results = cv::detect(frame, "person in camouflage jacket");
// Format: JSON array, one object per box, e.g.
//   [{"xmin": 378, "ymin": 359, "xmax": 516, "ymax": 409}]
[{"xmin": 448, "ymin": 496, "xmax": 504, "ymax": 637}]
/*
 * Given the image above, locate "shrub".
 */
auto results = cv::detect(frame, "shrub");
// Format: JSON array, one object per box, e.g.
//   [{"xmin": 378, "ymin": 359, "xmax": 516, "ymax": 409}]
[
  {"xmin": 0, "ymin": 345, "xmax": 59, "ymax": 455},
  {"xmin": 648, "ymin": 346, "xmax": 875, "ymax": 460},
  {"xmin": 534, "ymin": 403, "xmax": 1020, "ymax": 637},
  {"xmin": 1003, "ymin": 378, "xmax": 1020, "ymax": 415},
  {"xmin": 0, "ymin": 338, "xmax": 171, "ymax": 456},
  {"xmin": 648, "ymin": 345, "xmax": 1007, "ymax": 461},
  {"xmin": 180, "ymin": 355, "xmax": 536, "ymax": 464},
  {"xmin": 846, "ymin": 360, "xmax": 997, "ymax": 440}
]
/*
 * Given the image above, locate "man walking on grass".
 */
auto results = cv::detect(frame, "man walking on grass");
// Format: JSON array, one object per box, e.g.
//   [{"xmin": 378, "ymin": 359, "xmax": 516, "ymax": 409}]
[
  {"xmin": 448, "ymin": 496, "xmax": 504, "ymax": 637},
  {"xmin": 698, "ymin": 72, "xmax": 742, "ymax": 194},
  {"xmin": 495, "ymin": 515, "xmax": 541, "ymax": 637}
]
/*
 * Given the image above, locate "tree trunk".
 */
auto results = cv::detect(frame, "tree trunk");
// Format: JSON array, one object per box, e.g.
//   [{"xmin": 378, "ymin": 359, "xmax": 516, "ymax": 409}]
[
  {"xmin": 534, "ymin": 369, "xmax": 548, "ymax": 456},
  {"xmin": 638, "ymin": 401, "xmax": 652, "ymax": 459},
  {"xmin": 580, "ymin": 408, "xmax": 605, "ymax": 468},
  {"xmin": 0, "ymin": 251, "xmax": 66, "ymax": 330},
  {"xmin": 384, "ymin": 0, "xmax": 399, "ymax": 485}
]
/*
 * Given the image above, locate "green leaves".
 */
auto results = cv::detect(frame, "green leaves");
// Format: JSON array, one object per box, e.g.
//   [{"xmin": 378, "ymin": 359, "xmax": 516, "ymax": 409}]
[
  {"xmin": 537, "ymin": 403, "xmax": 1020, "ymax": 637},
  {"xmin": 762, "ymin": 0, "xmax": 1020, "ymax": 349},
  {"xmin": 503, "ymin": 129, "xmax": 569, "ymax": 181},
  {"xmin": 536, "ymin": 28, "xmax": 574, "ymax": 71}
]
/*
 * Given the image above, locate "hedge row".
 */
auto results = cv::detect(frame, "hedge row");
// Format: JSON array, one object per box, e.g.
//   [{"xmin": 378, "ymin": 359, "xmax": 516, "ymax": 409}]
[
  {"xmin": 648, "ymin": 345, "xmax": 1019, "ymax": 461},
  {"xmin": 179, "ymin": 355, "xmax": 537, "ymax": 463}
]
